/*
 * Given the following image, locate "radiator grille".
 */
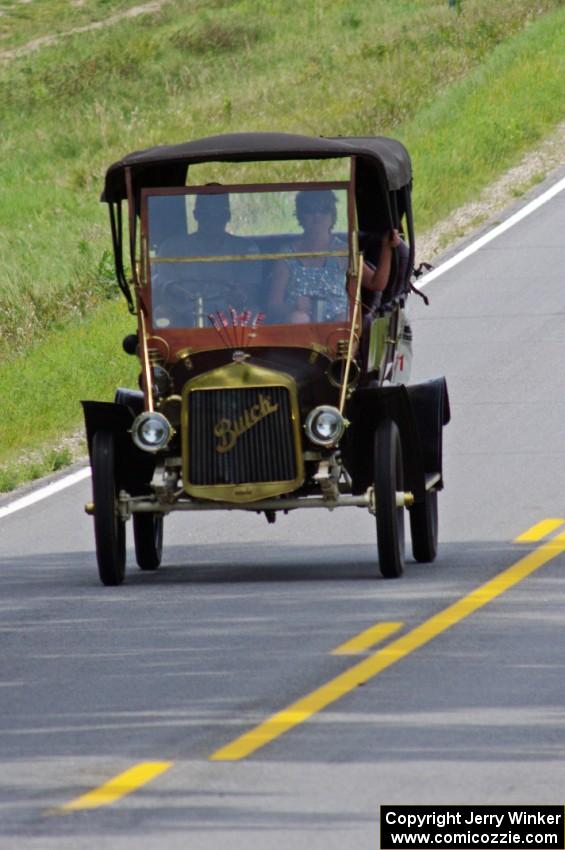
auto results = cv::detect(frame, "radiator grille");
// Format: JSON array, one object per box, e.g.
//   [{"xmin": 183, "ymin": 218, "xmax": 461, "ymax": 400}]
[{"xmin": 187, "ymin": 386, "xmax": 297, "ymax": 486}]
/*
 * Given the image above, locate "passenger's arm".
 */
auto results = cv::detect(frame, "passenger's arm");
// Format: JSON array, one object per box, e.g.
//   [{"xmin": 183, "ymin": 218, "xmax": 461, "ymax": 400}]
[{"xmin": 361, "ymin": 229, "xmax": 401, "ymax": 292}]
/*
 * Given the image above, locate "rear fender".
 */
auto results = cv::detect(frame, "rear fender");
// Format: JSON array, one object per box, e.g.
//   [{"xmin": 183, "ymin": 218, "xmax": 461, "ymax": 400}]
[{"xmin": 406, "ymin": 377, "xmax": 450, "ymax": 483}]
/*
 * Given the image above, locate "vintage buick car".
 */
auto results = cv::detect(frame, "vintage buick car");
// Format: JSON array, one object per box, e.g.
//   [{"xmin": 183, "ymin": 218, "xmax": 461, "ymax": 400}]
[{"xmin": 83, "ymin": 132, "xmax": 450, "ymax": 586}]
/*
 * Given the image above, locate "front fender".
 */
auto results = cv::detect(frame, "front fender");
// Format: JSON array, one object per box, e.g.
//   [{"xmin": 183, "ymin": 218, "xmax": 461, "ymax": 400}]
[{"xmin": 81, "ymin": 396, "xmax": 156, "ymax": 494}]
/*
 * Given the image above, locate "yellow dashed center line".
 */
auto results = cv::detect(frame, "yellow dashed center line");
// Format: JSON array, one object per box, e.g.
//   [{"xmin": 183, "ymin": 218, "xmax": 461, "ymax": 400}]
[
  {"xmin": 52, "ymin": 520, "xmax": 565, "ymax": 809},
  {"xmin": 210, "ymin": 532, "xmax": 565, "ymax": 761},
  {"xmin": 56, "ymin": 761, "xmax": 173, "ymax": 812},
  {"xmin": 514, "ymin": 518, "xmax": 565, "ymax": 543},
  {"xmin": 332, "ymin": 621, "xmax": 404, "ymax": 655}
]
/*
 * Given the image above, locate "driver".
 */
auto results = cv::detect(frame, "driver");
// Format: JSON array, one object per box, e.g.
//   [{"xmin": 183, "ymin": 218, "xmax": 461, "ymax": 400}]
[{"xmin": 155, "ymin": 192, "xmax": 260, "ymax": 327}]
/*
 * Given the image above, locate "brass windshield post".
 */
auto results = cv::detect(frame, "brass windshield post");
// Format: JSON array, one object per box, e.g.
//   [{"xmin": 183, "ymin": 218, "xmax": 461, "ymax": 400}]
[{"xmin": 339, "ymin": 252, "xmax": 363, "ymax": 414}]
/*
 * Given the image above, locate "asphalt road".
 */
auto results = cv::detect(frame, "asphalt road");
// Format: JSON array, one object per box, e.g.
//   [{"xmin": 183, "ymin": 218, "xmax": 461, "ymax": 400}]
[{"xmin": 1, "ymin": 176, "xmax": 565, "ymax": 849}]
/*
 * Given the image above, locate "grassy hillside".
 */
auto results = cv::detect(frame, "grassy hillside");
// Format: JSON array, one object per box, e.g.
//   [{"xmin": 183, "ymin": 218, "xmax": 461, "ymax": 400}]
[{"xmin": 0, "ymin": 0, "xmax": 564, "ymax": 489}]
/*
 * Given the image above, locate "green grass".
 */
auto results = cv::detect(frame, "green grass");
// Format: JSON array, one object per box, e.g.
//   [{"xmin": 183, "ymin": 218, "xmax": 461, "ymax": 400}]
[
  {"xmin": 0, "ymin": 0, "xmax": 140, "ymax": 51},
  {"xmin": 402, "ymin": 10, "xmax": 565, "ymax": 229},
  {"xmin": 0, "ymin": 299, "xmax": 138, "ymax": 490},
  {"xmin": 0, "ymin": 0, "xmax": 564, "ymax": 490},
  {"xmin": 0, "ymin": 0, "xmax": 561, "ymax": 357},
  {"xmin": 0, "ymin": 447, "xmax": 73, "ymax": 494}
]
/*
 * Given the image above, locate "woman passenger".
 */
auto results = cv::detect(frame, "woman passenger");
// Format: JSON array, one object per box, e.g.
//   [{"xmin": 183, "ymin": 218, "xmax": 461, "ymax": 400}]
[{"xmin": 269, "ymin": 190, "xmax": 401, "ymax": 323}]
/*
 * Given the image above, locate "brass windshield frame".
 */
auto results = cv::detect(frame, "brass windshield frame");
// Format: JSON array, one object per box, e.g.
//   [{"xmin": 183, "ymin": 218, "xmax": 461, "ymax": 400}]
[
  {"xmin": 152, "ymin": 250, "xmax": 349, "ymax": 264},
  {"xmin": 139, "ymin": 175, "xmax": 361, "ymax": 336},
  {"xmin": 141, "ymin": 179, "xmax": 354, "ymax": 276}
]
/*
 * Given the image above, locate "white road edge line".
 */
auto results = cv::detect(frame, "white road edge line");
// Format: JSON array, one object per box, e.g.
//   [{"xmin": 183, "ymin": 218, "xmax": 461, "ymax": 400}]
[
  {"xmin": 1, "ymin": 174, "xmax": 564, "ymax": 522},
  {"xmin": 0, "ymin": 467, "xmax": 91, "ymax": 520},
  {"xmin": 418, "ymin": 175, "xmax": 565, "ymax": 286}
]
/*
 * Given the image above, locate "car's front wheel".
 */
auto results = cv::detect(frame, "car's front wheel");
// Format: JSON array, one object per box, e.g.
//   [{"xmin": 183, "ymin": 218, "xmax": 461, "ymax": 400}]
[
  {"xmin": 133, "ymin": 513, "xmax": 163, "ymax": 571},
  {"xmin": 92, "ymin": 430, "xmax": 126, "ymax": 586},
  {"xmin": 374, "ymin": 418, "xmax": 405, "ymax": 579}
]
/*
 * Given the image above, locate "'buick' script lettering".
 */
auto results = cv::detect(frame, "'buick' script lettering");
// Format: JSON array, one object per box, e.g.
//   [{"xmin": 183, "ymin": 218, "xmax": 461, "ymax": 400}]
[{"xmin": 214, "ymin": 394, "xmax": 279, "ymax": 454}]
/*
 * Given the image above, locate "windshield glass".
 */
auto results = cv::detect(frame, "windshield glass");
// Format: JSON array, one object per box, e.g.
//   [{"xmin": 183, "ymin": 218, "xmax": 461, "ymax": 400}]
[{"xmin": 146, "ymin": 185, "xmax": 350, "ymax": 330}]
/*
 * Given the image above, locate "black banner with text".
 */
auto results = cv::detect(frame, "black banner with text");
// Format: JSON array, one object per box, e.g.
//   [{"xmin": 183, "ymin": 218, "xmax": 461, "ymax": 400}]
[{"xmin": 380, "ymin": 805, "xmax": 564, "ymax": 849}]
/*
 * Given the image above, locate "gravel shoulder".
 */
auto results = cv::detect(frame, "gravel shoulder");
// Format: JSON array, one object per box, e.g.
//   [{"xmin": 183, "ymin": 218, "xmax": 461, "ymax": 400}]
[{"xmin": 417, "ymin": 121, "xmax": 565, "ymax": 264}]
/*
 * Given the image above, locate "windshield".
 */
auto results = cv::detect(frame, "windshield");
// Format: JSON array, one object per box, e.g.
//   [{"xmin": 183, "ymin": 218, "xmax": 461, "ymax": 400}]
[{"xmin": 146, "ymin": 185, "xmax": 351, "ymax": 330}]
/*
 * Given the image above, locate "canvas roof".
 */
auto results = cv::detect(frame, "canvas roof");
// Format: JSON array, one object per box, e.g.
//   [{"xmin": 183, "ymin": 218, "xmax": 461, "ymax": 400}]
[{"xmin": 102, "ymin": 132, "xmax": 412, "ymax": 202}]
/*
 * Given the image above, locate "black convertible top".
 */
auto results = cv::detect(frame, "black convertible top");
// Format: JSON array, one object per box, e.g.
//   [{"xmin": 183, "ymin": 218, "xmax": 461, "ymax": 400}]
[{"xmin": 102, "ymin": 132, "xmax": 412, "ymax": 202}]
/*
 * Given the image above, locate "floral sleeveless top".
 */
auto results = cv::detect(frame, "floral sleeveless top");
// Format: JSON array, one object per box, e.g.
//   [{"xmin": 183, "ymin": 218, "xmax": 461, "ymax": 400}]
[{"xmin": 283, "ymin": 236, "xmax": 348, "ymax": 322}]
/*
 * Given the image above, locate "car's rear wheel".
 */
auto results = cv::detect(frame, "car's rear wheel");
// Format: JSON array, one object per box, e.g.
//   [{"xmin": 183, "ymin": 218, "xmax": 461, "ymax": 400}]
[
  {"xmin": 92, "ymin": 430, "xmax": 126, "ymax": 586},
  {"xmin": 374, "ymin": 418, "xmax": 405, "ymax": 578},
  {"xmin": 409, "ymin": 490, "xmax": 438, "ymax": 563},
  {"xmin": 133, "ymin": 513, "xmax": 163, "ymax": 571}
]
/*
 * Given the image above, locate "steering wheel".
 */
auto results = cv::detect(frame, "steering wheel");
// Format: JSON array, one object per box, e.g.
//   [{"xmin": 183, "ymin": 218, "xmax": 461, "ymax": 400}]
[
  {"xmin": 155, "ymin": 278, "xmax": 246, "ymax": 328},
  {"xmin": 163, "ymin": 277, "xmax": 235, "ymax": 303}
]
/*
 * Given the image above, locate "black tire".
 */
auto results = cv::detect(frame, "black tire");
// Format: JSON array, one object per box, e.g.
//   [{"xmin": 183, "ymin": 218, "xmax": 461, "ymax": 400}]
[
  {"xmin": 91, "ymin": 430, "xmax": 126, "ymax": 586},
  {"xmin": 409, "ymin": 490, "xmax": 438, "ymax": 563},
  {"xmin": 133, "ymin": 513, "xmax": 163, "ymax": 571},
  {"xmin": 374, "ymin": 418, "xmax": 405, "ymax": 578}
]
